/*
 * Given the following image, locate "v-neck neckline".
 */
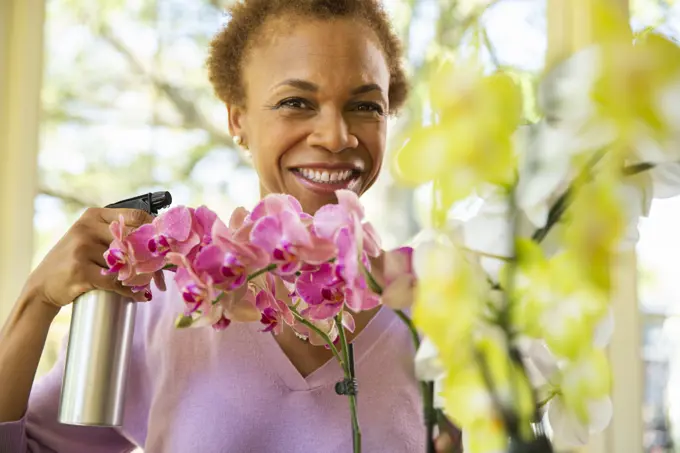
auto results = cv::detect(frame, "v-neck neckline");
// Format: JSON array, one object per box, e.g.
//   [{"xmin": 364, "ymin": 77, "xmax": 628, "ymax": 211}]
[{"xmin": 247, "ymin": 307, "xmax": 395, "ymax": 391}]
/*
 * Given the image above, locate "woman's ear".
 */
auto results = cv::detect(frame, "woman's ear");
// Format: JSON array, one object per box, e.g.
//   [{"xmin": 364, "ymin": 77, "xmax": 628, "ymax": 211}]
[{"xmin": 227, "ymin": 104, "xmax": 247, "ymax": 140}]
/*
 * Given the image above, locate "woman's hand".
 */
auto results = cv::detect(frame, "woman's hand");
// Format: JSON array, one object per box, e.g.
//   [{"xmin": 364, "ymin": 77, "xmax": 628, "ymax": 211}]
[
  {"xmin": 435, "ymin": 413, "xmax": 464, "ymax": 453},
  {"xmin": 22, "ymin": 207, "xmax": 155, "ymax": 309}
]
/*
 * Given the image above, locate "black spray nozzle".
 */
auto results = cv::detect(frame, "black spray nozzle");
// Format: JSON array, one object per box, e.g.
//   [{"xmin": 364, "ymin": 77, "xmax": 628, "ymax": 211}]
[{"xmin": 105, "ymin": 191, "xmax": 173, "ymax": 215}]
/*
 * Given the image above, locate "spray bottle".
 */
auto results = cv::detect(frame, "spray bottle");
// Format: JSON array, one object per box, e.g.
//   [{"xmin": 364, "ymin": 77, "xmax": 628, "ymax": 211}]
[{"xmin": 58, "ymin": 191, "xmax": 172, "ymax": 427}]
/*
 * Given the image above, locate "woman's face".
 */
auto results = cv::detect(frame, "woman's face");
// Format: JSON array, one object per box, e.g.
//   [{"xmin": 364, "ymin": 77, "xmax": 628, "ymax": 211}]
[{"xmin": 228, "ymin": 16, "xmax": 391, "ymax": 214}]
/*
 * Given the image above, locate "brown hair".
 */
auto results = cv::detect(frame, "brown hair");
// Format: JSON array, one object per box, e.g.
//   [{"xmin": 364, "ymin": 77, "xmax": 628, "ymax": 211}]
[{"xmin": 207, "ymin": 0, "xmax": 409, "ymax": 115}]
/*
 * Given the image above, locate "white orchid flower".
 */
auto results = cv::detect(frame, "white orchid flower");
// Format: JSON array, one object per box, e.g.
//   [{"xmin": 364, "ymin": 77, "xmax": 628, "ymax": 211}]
[
  {"xmin": 536, "ymin": 43, "xmax": 680, "ymax": 199},
  {"xmin": 518, "ymin": 337, "xmax": 614, "ymax": 448},
  {"xmin": 414, "ymin": 336, "xmax": 446, "ymax": 410}
]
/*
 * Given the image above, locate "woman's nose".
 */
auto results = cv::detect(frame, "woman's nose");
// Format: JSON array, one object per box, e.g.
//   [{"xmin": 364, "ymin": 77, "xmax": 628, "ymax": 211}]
[{"xmin": 307, "ymin": 110, "xmax": 359, "ymax": 153}]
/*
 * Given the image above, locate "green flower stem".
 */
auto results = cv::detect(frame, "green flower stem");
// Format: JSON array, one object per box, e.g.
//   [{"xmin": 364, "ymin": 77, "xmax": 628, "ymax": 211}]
[
  {"xmin": 335, "ymin": 315, "xmax": 361, "ymax": 453},
  {"xmin": 362, "ymin": 263, "xmax": 383, "ymax": 295},
  {"xmin": 395, "ymin": 311, "xmax": 435, "ymax": 453},
  {"xmin": 532, "ymin": 149, "xmax": 605, "ymax": 243},
  {"xmin": 537, "ymin": 390, "xmax": 559, "ymax": 410},
  {"xmin": 395, "ymin": 309, "xmax": 421, "ymax": 350},
  {"xmin": 290, "ymin": 310, "xmax": 345, "ymax": 373},
  {"xmin": 247, "ymin": 264, "xmax": 277, "ymax": 281},
  {"xmin": 211, "ymin": 264, "xmax": 278, "ymax": 306}
]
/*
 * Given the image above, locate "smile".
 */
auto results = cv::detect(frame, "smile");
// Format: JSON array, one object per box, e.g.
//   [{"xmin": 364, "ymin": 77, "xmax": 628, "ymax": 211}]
[
  {"xmin": 290, "ymin": 167, "xmax": 363, "ymax": 193},
  {"xmin": 295, "ymin": 168, "xmax": 356, "ymax": 184}
]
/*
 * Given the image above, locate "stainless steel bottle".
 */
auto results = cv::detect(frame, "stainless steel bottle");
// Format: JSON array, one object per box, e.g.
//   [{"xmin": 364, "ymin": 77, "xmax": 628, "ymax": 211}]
[
  {"xmin": 58, "ymin": 292, "xmax": 136, "ymax": 426},
  {"xmin": 58, "ymin": 191, "xmax": 171, "ymax": 427}
]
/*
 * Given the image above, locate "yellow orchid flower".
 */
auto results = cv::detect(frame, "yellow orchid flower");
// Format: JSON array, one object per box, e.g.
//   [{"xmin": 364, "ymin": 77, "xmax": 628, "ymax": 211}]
[
  {"xmin": 510, "ymin": 241, "xmax": 610, "ymax": 360},
  {"xmin": 462, "ymin": 415, "xmax": 508, "ymax": 453},
  {"xmin": 412, "ymin": 234, "xmax": 488, "ymax": 371},
  {"xmin": 561, "ymin": 169, "xmax": 626, "ymax": 293},
  {"xmin": 393, "ymin": 61, "xmax": 522, "ymax": 209},
  {"xmin": 593, "ymin": 33, "xmax": 680, "ymax": 145}
]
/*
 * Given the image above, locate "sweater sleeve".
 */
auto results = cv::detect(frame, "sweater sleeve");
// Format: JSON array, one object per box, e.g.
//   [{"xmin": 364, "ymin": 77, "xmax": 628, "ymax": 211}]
[{"xmin": 0, "ymin": 335, "xmax": 137, "ymax": 453}]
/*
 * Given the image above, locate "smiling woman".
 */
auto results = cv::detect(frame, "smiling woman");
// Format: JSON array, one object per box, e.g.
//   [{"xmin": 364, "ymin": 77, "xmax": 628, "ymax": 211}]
[{"xmin": 0, "ymin": 1, "xmax": 455, "ymax": 453}]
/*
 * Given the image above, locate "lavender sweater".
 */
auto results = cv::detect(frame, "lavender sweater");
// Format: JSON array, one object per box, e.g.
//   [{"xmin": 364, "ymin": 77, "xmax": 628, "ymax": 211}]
[{"xmin": 0, "ymin": 282, "xmax": 425, "ymax": 452}]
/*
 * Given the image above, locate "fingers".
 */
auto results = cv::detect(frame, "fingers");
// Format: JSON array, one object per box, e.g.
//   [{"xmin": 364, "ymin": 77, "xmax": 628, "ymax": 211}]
[
  {"xmin": 88, "ymin": 246, "xmax": 109, "ymax": 269},
  {"xmin": 435, "ymin": 433, "xmax": 453, "ymax": 453},
  {"xmin": 84, "ymin": 265, "xmax": 151, "ymax": 303},
  {"xmin": 153, "ymin": 271, "xmax": 167, "ymax": 292},
  {"xmin": 90, "ymin": 207, "xmax": 154, "ymax": 228}
]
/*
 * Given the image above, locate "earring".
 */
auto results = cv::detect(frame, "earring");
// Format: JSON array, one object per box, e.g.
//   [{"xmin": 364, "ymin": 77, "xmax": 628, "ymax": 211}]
[{"xmin": 234, "ymin": 135, "xmax": 249, "ymax": 152}]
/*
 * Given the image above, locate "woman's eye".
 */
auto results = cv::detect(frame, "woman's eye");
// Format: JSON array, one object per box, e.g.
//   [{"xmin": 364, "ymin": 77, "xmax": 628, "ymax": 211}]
[
  {"xmin": 355, "ymin": 102, "xmax": 385, "ymax": 116},
  {"xmin": 277, "ymin": 98, "xmax": 309, "ymax": 110}
]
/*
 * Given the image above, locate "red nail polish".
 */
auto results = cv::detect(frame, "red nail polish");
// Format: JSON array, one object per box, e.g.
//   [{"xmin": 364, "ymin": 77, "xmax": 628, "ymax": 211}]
[{"xmin": 144, "ymin": 290, "xmax": 152, "ymax": 301}]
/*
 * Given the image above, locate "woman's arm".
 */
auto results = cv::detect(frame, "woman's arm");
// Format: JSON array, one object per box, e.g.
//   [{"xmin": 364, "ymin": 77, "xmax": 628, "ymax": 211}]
[{"xmin": 0, "ymin": 288, "xmax": 58, "ymax": 424}]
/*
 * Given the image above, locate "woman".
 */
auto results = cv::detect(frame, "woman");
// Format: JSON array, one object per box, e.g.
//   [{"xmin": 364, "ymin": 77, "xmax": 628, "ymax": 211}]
[{"xmin": 0, "ymin": 1, "xmax": 457, "ymax": 451}]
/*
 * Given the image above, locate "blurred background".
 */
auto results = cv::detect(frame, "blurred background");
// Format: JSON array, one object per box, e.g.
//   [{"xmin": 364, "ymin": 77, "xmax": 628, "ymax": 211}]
[{"xmin": 1, "ymin": 0, "xmax": 680, "ymax": 451}]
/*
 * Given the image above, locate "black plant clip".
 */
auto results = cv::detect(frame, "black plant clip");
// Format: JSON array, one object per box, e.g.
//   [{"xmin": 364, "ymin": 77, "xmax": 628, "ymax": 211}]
[
  {"xmin": 335, "ymin": 343, "xmax": 358, "ymax": 396},
  {"xmin": 335, "ymin": 378, "xmax": 358, "ymax": 396}
]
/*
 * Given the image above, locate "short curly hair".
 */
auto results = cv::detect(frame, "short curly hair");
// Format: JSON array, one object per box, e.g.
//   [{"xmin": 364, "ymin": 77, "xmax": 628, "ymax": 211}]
[{"xmin": 207, "ymin": 0, "xmax": 409, "ymax": 115}]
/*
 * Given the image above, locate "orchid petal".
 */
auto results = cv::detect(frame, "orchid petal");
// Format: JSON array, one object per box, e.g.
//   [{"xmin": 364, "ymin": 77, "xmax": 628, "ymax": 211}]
[
  {"xmin": 362, "ymin": 222, "xmax": 382, "ymax": 257},
  {"xmin": 195, "ymin": 206, "xmax": 218, "ymax": 241},
  {"xmin": 298, "ymin": 236, "xmax": 337, "ymax": 264},
  {"xmin": 280, "ymin": 210, "xmax": 312, "ymax": 247},
  {"xmin": 548, "ymin": 398, "xmax": 590, "ymax": 448},
  {"xmin": 313, "ymin": 204, "xmax": 351, "ymax": 239},
  {"xmin": 221, "ymin": 286, "xmax": 261, "ymax": 322},
  {"xmin": 193, "ymin": 244, "xmax": 226, "ymax": 283},
  {"xmin": 109, "ymin": 215, "xmax": 126, "ymax": 241},
  {"xmin": 335, "ymin": 189, "xmax": 365, "ymax": 219},
  {"xmin": 157, "ymin": 206, "xmax": 193, "ymax": 242},
  {"xmin": 250, "ymin": 217, "xmax": 282, "ymax": 252},
  {"xmin": 295, "ymin": 275, "xmax": 327, "ymax": 306},
  {"xmin": 381, "ymin": 276, "xmax": 415, "ymax": 309},
  {"xmin": 341, "ymin": 311, "xmax": 356, "ymax": 333},
  {"xmin": 383, "ymin": 247, "xmax": 414, "ymax": 283},
  {"xmin": 305, "ymin": 301, "xmax": 343, "ymax": 320},
  {"xmin": 592, "ymin": 307, "xmax": 614, "ymax": 349},
  {"xmin": 414, "ymin": 337, "xmax": 446, "ymax": 381},
  {"xmin": 586, "ymin": 397, "xmax": 613, "ymax": 434},
  {"xmin": 229, "ymin": 206, "xmax": 250, "ymax": 230}
]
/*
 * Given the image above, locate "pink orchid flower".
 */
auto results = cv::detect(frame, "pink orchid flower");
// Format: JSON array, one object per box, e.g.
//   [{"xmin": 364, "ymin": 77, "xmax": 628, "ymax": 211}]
[
  {"xmin": 311, "ymin": 190, "xmax": 382, "ymax": 311},
  {"xmin": 103, "ymin": 215, "xmax": 165, "ymax": 291},
  {"xmin": 168, "ymin": 251, "xmax": 261, "ymax": 324},
  {"xmin": 295, "ymin": 263, "xmax": 346, "ymax": 320},
  {"xmin": 192, "ymin": 205, "xmax": 219, "ymax": 248},
  {"xmin": 227, "ymin": 206, "xmax": 254, "ymax": 243},
  {"xmin": 380, "ymin": 247, "xmax": 416, "ymax": 310},
  {"xmin": 143, "ymin": 206, "xmax": 205, "ymax": 259},
  {"xmin": 249, "ymin": 195, "xmax": 336, "ymax": 275},
  {"xmin": 254, "ymin": 274, "xmax": 294, "ymax": 335},
  {"xmin": 211, "ymin": 217, "xmax": 270, "ymax": 290},
  {"xmin": 192, "ymin": 285, "xmax": 258, "ymax": 331},
  {"xmin": 250, "ymin": 194, "xmax": 310, "ymax": 222},
  {"xmin": 334, "ymin": 227, "xmax": 381, "ymax": 312},
  {"xmin": 313, "ymin": 189, "xmax": 381, "ymax": 258}
]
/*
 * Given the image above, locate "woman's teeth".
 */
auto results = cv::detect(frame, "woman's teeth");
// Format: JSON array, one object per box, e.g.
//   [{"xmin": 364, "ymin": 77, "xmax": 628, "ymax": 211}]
[{"xmin": 296, "ymin": 168, "xmax": 354, "ymax": 184}]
